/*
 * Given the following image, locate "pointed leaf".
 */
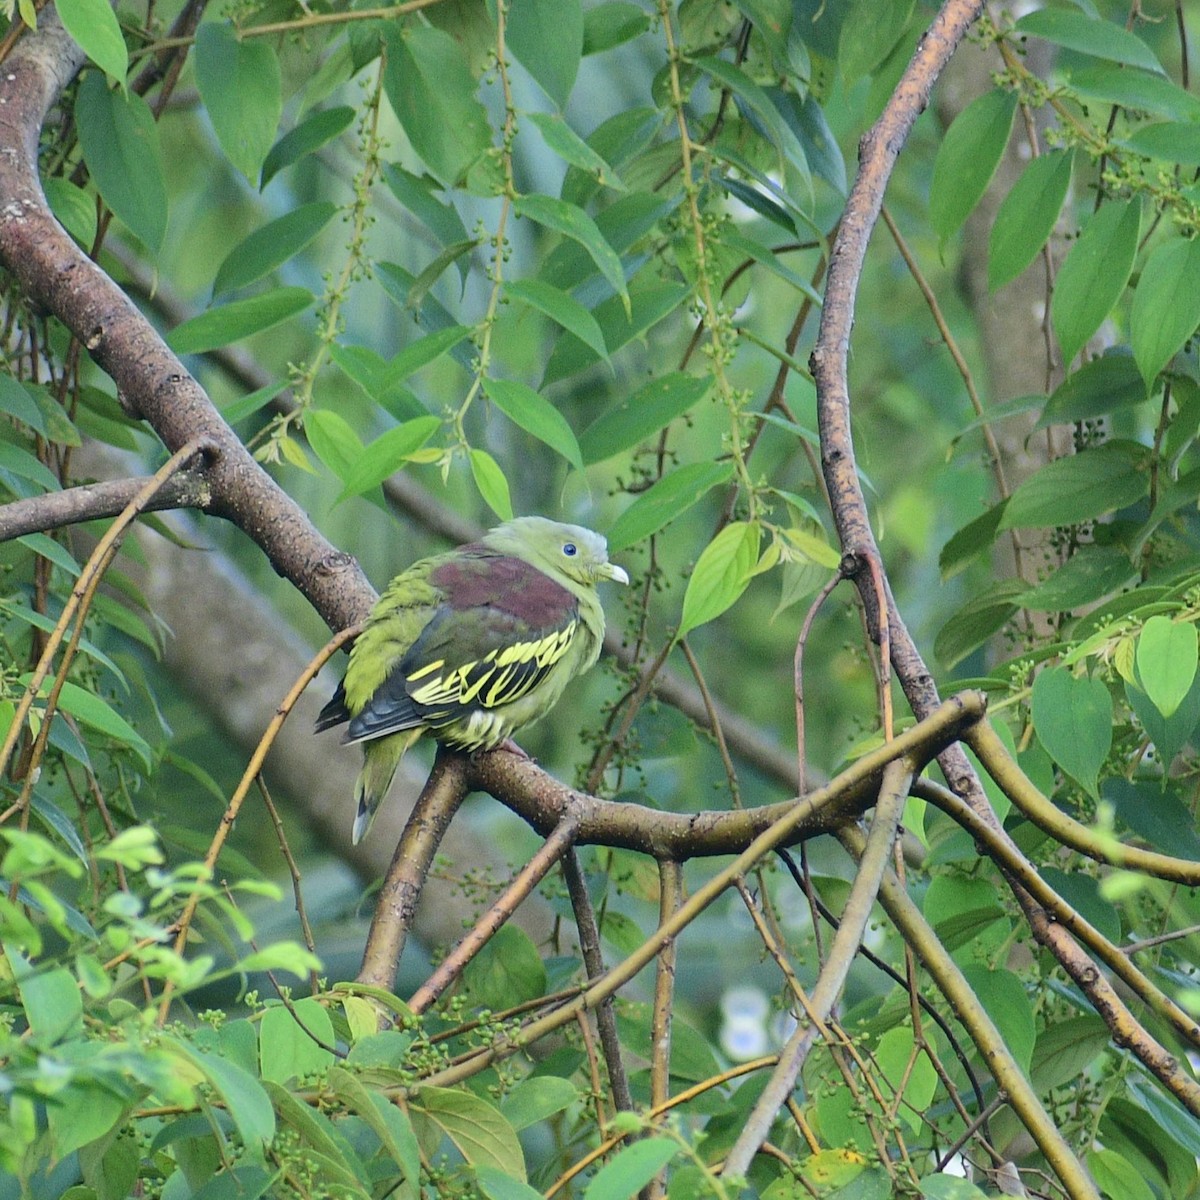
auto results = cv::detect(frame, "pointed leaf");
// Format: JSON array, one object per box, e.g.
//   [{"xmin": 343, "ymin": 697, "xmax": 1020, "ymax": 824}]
[
  {"xmin": 382, "ymin": 24, "xmax": 492, "ymax": 187},
  {"xmin": 679, "ymin": 521, "xmax": 761, "ymax": 637},
  {"xmin": 75, "ymin": 74, "xmax": 167, "ymax": 252},
  {"xmin": 56, "ymin": 0, "xmax": 127, "ymax": 80},
  {"xmin": 929, "ymin": 89, "xmax": 1016, "ymax": 244},
  {"xmin": 1014, "ymin": 9, "xmax": 1163, "ymax": 73},
  {"xmin": 513, "ymin": 193, "xmax": 628, "ymax": 309},
  {"xmin": 505, "ymin": 278, "xmax": 607, "ymax": 359},
  {"xmin": 1136, "ymin": 615, "xmax": 1198, "ymax": 719},
  {"xmin": 482, "ymin": 379, "xmax": 583, "ymax": 470},
  {"xmin": 1031, "ymin": 666, "xmax": 1112, "ymax": 798},
  {"xmin": 1131, "ymin": 235, "xmax": 1200, "ymax": 387},
  {"xmin": 998, "ymin": 440, "xmax": 1148, "ymax": 530},
  {"xmin": 195, "ymin": 23, "xmax": 282, "ymax": 181},
  {"xmin": 578, "ymin": 373, "xmax": 711, "ymax": 464},
  {"xmin": 989, "ymin": 150, "xmax": 1072, "ymax": 290},
  {"xmin": 213, "ymin": 201, "xmax": 338, "ymax": 296},
  {"xmin": 261, "ymin": 105, "xmax": 355, "ymax": 189},
  {"xmin": 507, "ymin": 0, "xmax": 582, "ymax": 108},
  {"xmin": 335, "ymin": 416, "xmax": 440, "ymax": 502},
  {"xmin": 412, "ymin": 1086, "xmax": 525, "ymax": 1178},
  {"xmin": 167, "ymin": 287, "xmax": 314, "ymax": 355},
  {"xmin": 1052, "ymin": 198, "xmax": 1141, "ymax": 366},
  {"xmin": 607, "ymin": 462, "xmax": 734, "ymax": 551},
  {"xmin": 469, "ymin": 448, "xmax": 514, "ymax": 521}
]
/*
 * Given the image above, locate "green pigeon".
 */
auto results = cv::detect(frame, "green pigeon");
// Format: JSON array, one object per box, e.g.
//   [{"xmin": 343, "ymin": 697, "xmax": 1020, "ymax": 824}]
[{"xmin": 317, "ymin": 517, "xmax": 629, "ymax": 842}]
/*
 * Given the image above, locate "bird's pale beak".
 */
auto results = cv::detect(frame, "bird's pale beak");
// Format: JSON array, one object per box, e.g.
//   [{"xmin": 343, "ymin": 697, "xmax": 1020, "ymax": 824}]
[{"xmin": 602, "ymin": 563, "xmax": 630, "ymax": 585}]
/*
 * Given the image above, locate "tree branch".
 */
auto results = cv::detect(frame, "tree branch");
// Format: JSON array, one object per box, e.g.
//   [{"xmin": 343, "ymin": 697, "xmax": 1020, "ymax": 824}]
[
  {"xmin": 0, "ymin": 9, "xmax": 371, "ymax": 634},
  {"xmin": 0, "ymin": 470, "xmax": 212, "ymax": 540}
]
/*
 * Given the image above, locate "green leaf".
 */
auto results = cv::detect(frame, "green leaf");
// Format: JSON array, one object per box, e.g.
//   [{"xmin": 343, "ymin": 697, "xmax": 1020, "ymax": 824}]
[
  {"xmin": 383, "ymin": 165, "xmax": 472, "ymax": 254},
  {"xmin": 1124, "ymin": 676, "xmax": 1200, "ymax": 770},
  {"xmin": 1030, "ymin": 1015, "xmax": 1109, "ymax": 1092},
  {"xmin": 513, "ymin": 194, "xmax": 628, "ymax": 310},
  {"xmin": 679, "ymin": 521, "xmax": 761, "ymax": 637},
  {"xmin": 1052, "ymin": 198, "xmax": 1141, "ymax": 366},
  {"xmin": 1036, "ymin": 352, "xmax": 1146, "ymax": 429},
  {"xmin": 1136, "ymin": 615, "xmax": 1198, "ymax": 719},
  {"xmin": 500, "ymin": 1076, "xmax": 579, "ymax": 1131},
  {"xmin": 56, "ymin": 0, "xmax": 127, "ymax": 80},
  {"xmin": 260, "ymin": 999, "xmax": 336, "ymax": 1084},
  {"xmin": 385, "ymin": 325, "xmax": 473, "ymax": 382},
  {"xmin": 959, "ymin": 966, "xmax": 1035, "ymax": 1073},
  {"xmin": 0, "ymin": 438, "xmax": 58, "ymax": 491},
  {"xmin": 578, "ymin": 373, "xmax": 711, "ymax": 464},
  {"xmin": 505, "ymin": 278, "xmax": 607, "ymax": 360},
  {"xmin": 1014, "ymin": 8, "xmax": 1163, "ymax": 73},
  {"xmin": 327, "ymin": 1066, "xmax": 420, "ymax": 1183},
  {"xmin": 694, "ymin": 56, "xmax": 805, "ymax": 175},
  {"xmin": 838, "ymin": 0, "xmax": 914, "ymax": 83},
  {"xmin": 1088, "ymin": 1149, "xmax": 1157, "ymax": 1200},
  {"xmin": 482, "ymin": 379, "xmax": 584, "ymax": 470},
  {"xmin": 998, "ymin": 440, "xmax": 1149, "ymax": 530},
  {"xmin": 221, "ymin": 379, "xmax": 286, "ymax": 424},
  {"xmin": 412, "ymin": 1086, "xmax": 525, "ymax": 1178},
  {"xmin": 48, "ymin": 1081, "xmax": 129, "ymax": 1161},
  {"xmin": 607, "ymin": 462, "xmax": 734, "ymax": 551},
  {"xmin": 0, "ymin": 375, "xmax": 48, "ymax": 436},
  {"xmin": 1131, "ymin": 236, "xmax": 1200, "ymax": 388},
  {"xmin": 920, "ymin": 1177, "xmax": 990, "ymax": 1199},
  {"xmin": 6, "ymin": 944, "xmax": 82, "ymax": 1043},
  {"xmin": 938, "ymin": 502, "xmax": 1007, "ymax": 580},
  {"xmin": 44, "ymin": 680, "xmax": 153, "ymax": 770},
  {"xmin": 213, "ymin": 202, "xmax": 338, "ymax": 296},
  {"xmin": 1031, "ymin": 666, "xmax": 1112, "ymax": 799},
  {"xmin": 1066, "ymin": 65, "xmax": 1200, "ymax": 122},
  {"xmin": 304, "ymin": 409, "xmax": 363, "ymax": 481},
  {"xmin": 167, "ymin": 287, "xmax": 314, "ymax": 355},
  {"xmin": 475, "ymin": 1170, "xmax": 542, "ymax": 1200},
  {"xmin": 929, "ymin": 89, "xmax": 1016, "ymax": 244},
  {"xmin": 1016, "ymin": 545, "xmax": 1135, "ymax": 612},
  {"xmin": 470, "ymin": 448, "xmax": 514, "ymax": 521},
  {"xmin": 335, "ymin": 415, "xmax": 440, "ymax": 502},
  {"xmin": 582, "ymin": 2, "xmax": 650, "ymax": 55},
  {"xmin": 874, "ymin": 1024, "xmax": 936, "ymax": 1135},
  {"xmin": 507, "ymin": 0, "xmax": 582, "ymax": 108},
  {"xmin": 260, "ymin": 105, "xmax": 355, "ymax": 189},
  {"xmin": 543, "ymin": 280, "xmax": 687, "ymax": 384},
  {"xmin": 194, "ymin": 23, "xmax": 282, "ymax": 181},
  {"xmin": 525, "ymin": 112, "xmax": 623, "ymax": 189},
  {"xmin": 462, "ymin": 925, "xmax": 547, "ymax": 1010},
  {"xmin": 44, "ymin": 176, "xmax": 99, "ymax": 249},
  {"xmin": 583, "ymin": 1137, "xmax": 678, "ymax": 1200},
  {"xmin": 989, "ymin": 150, "xmax": 1072, "ymax": 290},
  {"xmin": 75, "ymin": 74, "xmax": 167, "ymax": 252},
  {"xmin": 169, "ymin": 1041, "xmax": 276, "ymax": 1152},
  {"xmin": 382, "ymin": 24, "xmax": 492, "ymax": 187},
  {"xmin": 1126, "ymin": 121, "xmax": 1200, "ymax": 166}
]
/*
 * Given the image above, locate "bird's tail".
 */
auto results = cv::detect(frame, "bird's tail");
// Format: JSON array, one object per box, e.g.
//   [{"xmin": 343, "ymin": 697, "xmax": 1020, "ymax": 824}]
[{"xmin": 353, "ymin": 730, "xmax": 422, "ymax": 844}]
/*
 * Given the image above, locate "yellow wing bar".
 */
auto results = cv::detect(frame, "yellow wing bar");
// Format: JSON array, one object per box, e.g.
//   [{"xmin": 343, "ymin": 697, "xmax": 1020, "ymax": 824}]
[{"xmin": 408, "ymin": 621, "xmax": 578, "ymax": 711}]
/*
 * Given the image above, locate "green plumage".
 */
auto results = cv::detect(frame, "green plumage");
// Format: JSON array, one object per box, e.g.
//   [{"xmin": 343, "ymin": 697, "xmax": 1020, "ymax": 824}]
[{"xmin": 317, "ymin": 517, "xmax": 628, "ymax": 842}]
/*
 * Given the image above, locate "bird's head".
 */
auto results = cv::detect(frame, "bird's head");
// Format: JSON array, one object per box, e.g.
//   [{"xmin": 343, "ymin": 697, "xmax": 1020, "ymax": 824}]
[{"xmin": 484, "ymin": 517, "xmax": 629, "ymax": 588}]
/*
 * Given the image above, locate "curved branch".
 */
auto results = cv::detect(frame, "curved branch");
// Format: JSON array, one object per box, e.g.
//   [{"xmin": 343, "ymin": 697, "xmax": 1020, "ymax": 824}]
[
  {"xmin": 467, "ymin": 691, "xmax": 987, "ymax": 858},
  {"xmin": 0, "ymin": 10, "xmax": 372, "ymax": 634}
]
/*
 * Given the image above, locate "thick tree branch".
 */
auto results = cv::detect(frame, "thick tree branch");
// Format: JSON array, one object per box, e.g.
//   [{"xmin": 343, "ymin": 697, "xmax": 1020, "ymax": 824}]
[{"xmin": 0, "ymin": 9, "xmax": 371, "ymax": 634}]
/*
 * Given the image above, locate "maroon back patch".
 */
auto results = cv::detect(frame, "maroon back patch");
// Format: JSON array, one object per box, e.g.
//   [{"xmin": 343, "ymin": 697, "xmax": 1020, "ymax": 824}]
[{"xmin": 432, "ymin": 552, "xmax": 576, "ymax": 627}]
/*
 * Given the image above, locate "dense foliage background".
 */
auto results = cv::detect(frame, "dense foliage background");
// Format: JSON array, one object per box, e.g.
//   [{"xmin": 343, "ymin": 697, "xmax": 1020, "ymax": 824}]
[{"xmin": 6, "ymin": 0, "xmax": 1200, "ymax": 1197}]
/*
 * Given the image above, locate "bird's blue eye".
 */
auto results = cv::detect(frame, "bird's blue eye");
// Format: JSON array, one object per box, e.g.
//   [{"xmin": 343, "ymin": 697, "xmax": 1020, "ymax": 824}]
[{"xmin": 563, "ymin": 543, "xmax": 577, "ymax": 556}]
